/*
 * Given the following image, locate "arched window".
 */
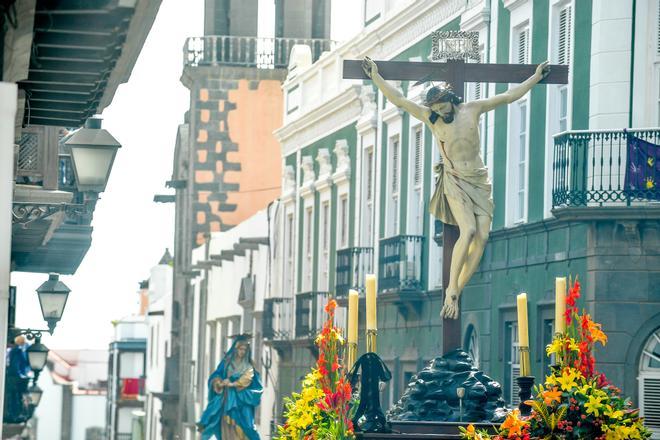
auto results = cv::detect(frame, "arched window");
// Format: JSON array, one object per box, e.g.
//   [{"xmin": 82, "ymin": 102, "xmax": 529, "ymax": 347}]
[
  {"xmin": 465, "ymin": 324, "xmax": 480, "ymax": 370},
  {"xmin": 639, "ymin": 328, "xmax": 660, "ymax": 437}
]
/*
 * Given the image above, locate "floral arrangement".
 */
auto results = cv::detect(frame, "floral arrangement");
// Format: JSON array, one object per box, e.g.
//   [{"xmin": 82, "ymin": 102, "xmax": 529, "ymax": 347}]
[
  {"xmin": 276, "ymin": 299, "xmax": 356, "ymax": 439},
  {"xmin": 461, "ymin": 279, "xmax": 651, "ymax": 440}
]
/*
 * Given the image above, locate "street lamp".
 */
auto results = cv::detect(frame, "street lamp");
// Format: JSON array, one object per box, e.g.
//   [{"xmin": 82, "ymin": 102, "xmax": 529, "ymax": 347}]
[
  {"xmin": 64, "ymin": 116, "xmax": 121, "ymax": 193},
  {"xmin": 26, "ymin": 338, "xmax": 49, "ymax": 373},
  {"xmin": 26, "ymin": 384, "xmax": 43, "ymax": 407},
  {"xmin": 36, "ymin": 273, "xmax": 71, "ymax": 333}
]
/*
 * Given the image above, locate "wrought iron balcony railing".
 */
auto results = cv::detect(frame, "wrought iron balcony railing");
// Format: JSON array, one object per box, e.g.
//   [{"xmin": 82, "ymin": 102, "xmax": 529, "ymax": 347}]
[
  {"xmin": 553, "ymin": 128, "xmax": 660, "ymax": 207},
  {"xmin": 183, "ymin": 36, "xmax": 336, "ymax": 69},
  {"xmin": 263, "ymin": 297, "xmax": 293, "ymax": 341},
  {"xmin": 378, "ymin": 235, "xmax": 425, "ymax": 292},
  {"xmin": 335, "ymin": 247, "xmax": 374, "ymax": 298},
  {"xmin": 295, "ymin": 291, "xmax": 331, "ymax": 339}
]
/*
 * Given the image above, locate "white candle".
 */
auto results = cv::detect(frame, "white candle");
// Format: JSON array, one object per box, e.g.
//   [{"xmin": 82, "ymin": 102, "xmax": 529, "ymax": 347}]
[
  {"xmin": 348, "ymin": 289, "xmax": 359, "ymax": 344},
  {"xmin": 365, "ymin": 274, "xmax": 377, "ymax": 330},
  {"xmin": 555, "ymin": 277, "xmax": 567, "ymax": 335}
]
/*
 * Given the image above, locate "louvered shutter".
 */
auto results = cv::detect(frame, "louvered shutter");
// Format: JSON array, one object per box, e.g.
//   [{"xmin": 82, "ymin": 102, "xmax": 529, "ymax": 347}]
[
  {"xmin": 413, "ymin": 128, "xmax": 423, "ymax": 187},
  {"xmin": 518, "ymin": 28, "xmax": 529, "ymax": 64},
  {"xmin": 392, "ymin": 139, "xmax": 399, "ymax": 192},
  {"xmin": 511, "ymin": 365, "xmax": 521, "ymax": 406},
  {"xmin": 641, "ymin": 376, "xmax": 660, "ymax": 433},
  {"xmin": 558, "ymin": 6, "xmax": 572, "ymax": 65},
  {"xmin": 367, "ymin": 150, "xmax": 373, "ymax": 201}
]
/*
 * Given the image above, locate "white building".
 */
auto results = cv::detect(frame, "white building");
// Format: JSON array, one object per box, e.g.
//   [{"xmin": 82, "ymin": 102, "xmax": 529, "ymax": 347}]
[
  {"xmin": 33, "ymin": 350, "xmax": 107, "ymax": 440},
  {"xmin": 188, "ymin": 207, "xmax": 277, "ymax": 439},
  {"xmin": 144, "ymin": 251, "xmax": 173, "ymax": 440}
]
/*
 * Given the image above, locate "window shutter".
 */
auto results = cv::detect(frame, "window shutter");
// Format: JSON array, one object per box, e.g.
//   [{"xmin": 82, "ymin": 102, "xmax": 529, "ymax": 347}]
[
  {"xmin": 517, "ymin": 28, "xmax": 529, "ymax": 64},
  {"xmin": 641, "ymin": 377, "xmax": 660, "ymax": 430},
  {"xmin": 413, "ymin": 128, "xmax": 423, "ymax": 186},
  {"xmin": 366, "ymin": 150, "xmax": 373, "ymax": 200},
  {"xmin": 391, "ymin": 139, "xmax": 399, "ymax": 192},
  {"xmin": 558, "ymin": 6, "xmax": 572, "ymax": 65},
  {"xmin": 657, "ymin": 2, "xmax": 660, "ymax": 56},
  {"xmin": 511, "ymin": 365, "xmax": 521, "ymax": 406}
]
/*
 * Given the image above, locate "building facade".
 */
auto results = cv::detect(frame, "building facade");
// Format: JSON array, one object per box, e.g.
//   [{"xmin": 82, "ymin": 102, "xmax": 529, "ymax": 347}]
[
  {"xmin": 106, "ymin": 317, "xmax": 147, "ymax": 440},
  {"xmin": 262, "ymin": 0, "xmax": 660, "ymax": 436},
  {"xmin": 162, "ymin": 1, "xmax": 335, "ymax": 438},
  {"xmin": 33, "ymin": 350, "xmax": 107, "ymax": 440},
  {"xmin": 144, "ymin": 251, "xmax": 173, "ymax": 440}
]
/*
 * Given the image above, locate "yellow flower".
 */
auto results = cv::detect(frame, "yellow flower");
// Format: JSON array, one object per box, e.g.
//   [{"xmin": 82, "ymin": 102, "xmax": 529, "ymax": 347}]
[
  {"xmin": 645, "ymin": 177, "xmax": 656, "ymax": 190},
  {"xmin": 545, "ymin": 374, "xmax": 559, "ymax": 387},
  {"xmin": 604, "ymin": 405, "xmax": 624, "ymax": 420},
  {"xmin": 557, "ymin": 369, "xmax": 580, "ymax": 391},
  {"xmin": 585, "ymin": 395, "xmax": 605, "ymax": 417},
  {"xmin": 546, "ymin": 339, "xmax": 563, "ymax": 356}
]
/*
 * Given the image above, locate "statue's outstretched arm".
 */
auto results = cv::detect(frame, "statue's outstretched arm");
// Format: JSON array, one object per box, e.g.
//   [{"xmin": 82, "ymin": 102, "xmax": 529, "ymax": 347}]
[
  {"xmin": 362, "ymin": 57, "xmax": 430, "ymax": 123},
  {"xmin": 471, "ymin": 61, "xmax": 550, "ymax": 114}
]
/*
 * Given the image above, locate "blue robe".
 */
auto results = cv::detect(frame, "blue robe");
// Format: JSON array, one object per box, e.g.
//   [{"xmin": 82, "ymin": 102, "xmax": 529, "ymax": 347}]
[{"xmin": 199, "ymin": 342, "xmax": 263, "ymax": 440}]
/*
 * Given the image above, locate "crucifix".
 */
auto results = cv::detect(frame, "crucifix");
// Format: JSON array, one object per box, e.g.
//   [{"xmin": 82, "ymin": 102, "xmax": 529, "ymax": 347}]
[{"xmin": 343, "ymin": 31, "xmax": 568, "ymax": 355}]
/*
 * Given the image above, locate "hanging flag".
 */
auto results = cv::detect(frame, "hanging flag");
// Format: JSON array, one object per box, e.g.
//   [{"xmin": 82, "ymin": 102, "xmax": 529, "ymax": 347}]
[{"xmin": 624, "ymin": 135, "xmax": 660, "ymax": 200}]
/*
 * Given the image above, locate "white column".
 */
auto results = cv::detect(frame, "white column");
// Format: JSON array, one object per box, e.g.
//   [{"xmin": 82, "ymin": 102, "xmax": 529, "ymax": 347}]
[{"xmin": 0, "ymin": 81, "xmax": 18, "ymax": 439}]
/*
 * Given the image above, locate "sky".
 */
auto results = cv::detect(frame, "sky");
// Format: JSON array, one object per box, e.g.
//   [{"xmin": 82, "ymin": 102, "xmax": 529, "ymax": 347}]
[{"xmin": 14, "ymin": 0, "xmax": 362, "ymax": 350}]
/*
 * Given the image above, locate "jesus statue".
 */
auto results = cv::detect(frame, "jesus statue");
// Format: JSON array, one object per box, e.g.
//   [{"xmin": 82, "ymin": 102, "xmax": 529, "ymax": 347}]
[{"xmin": 362, "ymin": 57, "xmax": 549, "ymax": 320}]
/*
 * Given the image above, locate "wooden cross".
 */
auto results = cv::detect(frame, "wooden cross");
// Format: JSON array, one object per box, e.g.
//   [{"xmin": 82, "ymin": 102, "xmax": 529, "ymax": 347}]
[{"xmin": 343, "ymin": 32, "xmax": 568, "ymax": 356}]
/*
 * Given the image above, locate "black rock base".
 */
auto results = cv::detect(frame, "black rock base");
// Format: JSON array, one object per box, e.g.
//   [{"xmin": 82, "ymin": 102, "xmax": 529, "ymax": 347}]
[{"xmin": 387, "ymin": 349, "xmax": 508, "ymax": 423}]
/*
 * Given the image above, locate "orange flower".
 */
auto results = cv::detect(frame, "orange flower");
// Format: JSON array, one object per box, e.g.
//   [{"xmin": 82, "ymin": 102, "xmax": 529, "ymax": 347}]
[
  {"xmin": 588, "ymin": 320, "xmax": 607, "ymax": 345},
  {"xmin": 500, "ymin": 410, "xmax": 525, "ymax": 438},
  {"xmin": 324, "ymin": 299, "xmax": 337, "ymax": 314},
  {"xmin": 541, "ymin": 387, "xmax": 562, "ymax": 405}
]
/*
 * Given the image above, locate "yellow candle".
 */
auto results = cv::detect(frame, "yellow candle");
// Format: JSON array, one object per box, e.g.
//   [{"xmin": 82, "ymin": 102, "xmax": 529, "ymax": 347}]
[
  {"xmin": 555, "ymin": 277, "xmax": 567, "ymax": 335},
  {"xmin": 517, "ymin": 293, "xmax": 529, "ymax": 347},
  {"xmin": 366, "ymin": 274, "xmax": 377, "ymax": 330},
  {"xmin": 348, "ymin": 289, "xmax": 359, "ymax": 344}
]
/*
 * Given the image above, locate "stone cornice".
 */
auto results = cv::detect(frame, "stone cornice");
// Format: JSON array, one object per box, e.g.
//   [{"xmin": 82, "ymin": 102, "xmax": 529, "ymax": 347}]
[
  {"xmin": 503, "ymin": 0, "xmax": 529, "ymax": 12},
  {"xmin": 461, "ymin": 1, "xmax": 490, "ymax": 31},
  {"xmin": 382, "ymin": 104, "xmax": 404, "ymax": 124},
  {"xmin": 275, "ymin": 86, "xmax": 362, "ymax": 156}
]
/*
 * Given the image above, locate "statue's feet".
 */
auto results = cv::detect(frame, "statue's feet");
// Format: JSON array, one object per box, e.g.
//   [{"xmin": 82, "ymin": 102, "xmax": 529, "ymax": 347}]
[{"xmin": 441, "ymin": 289, "xmax": 460, "ymax": 320}]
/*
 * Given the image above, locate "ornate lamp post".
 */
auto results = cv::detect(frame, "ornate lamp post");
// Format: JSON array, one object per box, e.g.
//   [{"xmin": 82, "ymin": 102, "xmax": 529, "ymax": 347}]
[
  {"xmin": 65, "ymin": 116, "xmax": 121, "ymax": 193},
  {"xmin": 36, "ymin": 274, "xmax": 71, "ymax": 333}
]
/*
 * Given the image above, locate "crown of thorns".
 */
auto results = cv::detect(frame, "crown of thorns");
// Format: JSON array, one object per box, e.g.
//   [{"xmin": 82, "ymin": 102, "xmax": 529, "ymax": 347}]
[{"xmin": 423, "ymin": 82, "xmax": 459, "ymax": 106}]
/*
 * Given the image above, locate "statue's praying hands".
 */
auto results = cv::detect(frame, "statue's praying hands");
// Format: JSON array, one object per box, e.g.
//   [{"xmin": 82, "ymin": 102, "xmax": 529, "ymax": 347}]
[{"xmin": 363, "ymin": 56, "xmax": 549, "ymax": 319}]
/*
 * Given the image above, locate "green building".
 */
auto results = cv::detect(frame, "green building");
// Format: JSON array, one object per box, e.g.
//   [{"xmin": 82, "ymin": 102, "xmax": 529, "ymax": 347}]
[{"xmin": 263, "ymin": 0, "xmax": 660, "ymax": 436}]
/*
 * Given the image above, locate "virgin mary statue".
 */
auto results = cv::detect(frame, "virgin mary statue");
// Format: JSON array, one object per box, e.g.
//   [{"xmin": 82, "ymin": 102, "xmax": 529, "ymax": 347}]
[{"xmin": 197, "ymin": 334, "xmax": 263, "ymax": 439}]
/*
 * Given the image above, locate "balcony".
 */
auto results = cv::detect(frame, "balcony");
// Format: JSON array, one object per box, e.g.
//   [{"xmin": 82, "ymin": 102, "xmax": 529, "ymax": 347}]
[
  {"xmin": 295, "ymin": 291, "xmax": 331, "ymax": 339},
  {"xmin": 335, "ymin": 247, "xmax": 374, "ymax": 298},
  {"xmin": 183, "ymin": 36, "xmax": 336, "ymax": 69},
  {"xmin": 378, "ymin": 235, "xmax": 425, "ymax": 293},
  {"xmin": 552, "ymin": 128, "xmax": 660, "ymax": 208},
  {"xmin": 263, "ymin": 297, "xmax": 294, "ymax": 341},
  {"xmin": 119, "ymin": 377, "xmax": 145, "ymax": 401}
]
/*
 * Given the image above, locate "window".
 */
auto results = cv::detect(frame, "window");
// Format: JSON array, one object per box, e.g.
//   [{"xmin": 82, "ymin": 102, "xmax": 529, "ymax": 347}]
[
  {"xmin": 516, "ymin": 26, "xmax": 530, "ymax": 65},
  {"xmin": 303, "ymin": 206, "xmax": 313, "ymax": 291},
  {"xmin": 504, "ymin": 321, "xmax": 521, "ymax": 406},
  {"xmin": 388, "ymin": 136, "xmax": 400, "ymax": 236},
  {"xmin": 516, "ymin": 101, "xmax": 528, "ymax": 222},
  {"xmin": 639, "ymin": 328, "xmax": 660, "ymax": 437},
  {"xmin": 557, "ymin": 5, "xmax": 572, "ymax": 66},
  {"xmin": 408, "ymin": 125, "xmax": 423, "ymax": 235},
  {"xmin": 339, "ymin": 195, "xmax": 348, "ymax": 249},
  {"xmin": 362, "ymin": 148, "xmax": 374, "ymax": 246},
  {"xmin": 285, "ymin": 212, "xmax": 295, "ymax": 296},
  {"xmin": 364, "ymin": 0, "xmax": 381, "ymax": 25},
  {"xmin": 319, "ymin": 200, "xmax": 330, "ymax": 289}
]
